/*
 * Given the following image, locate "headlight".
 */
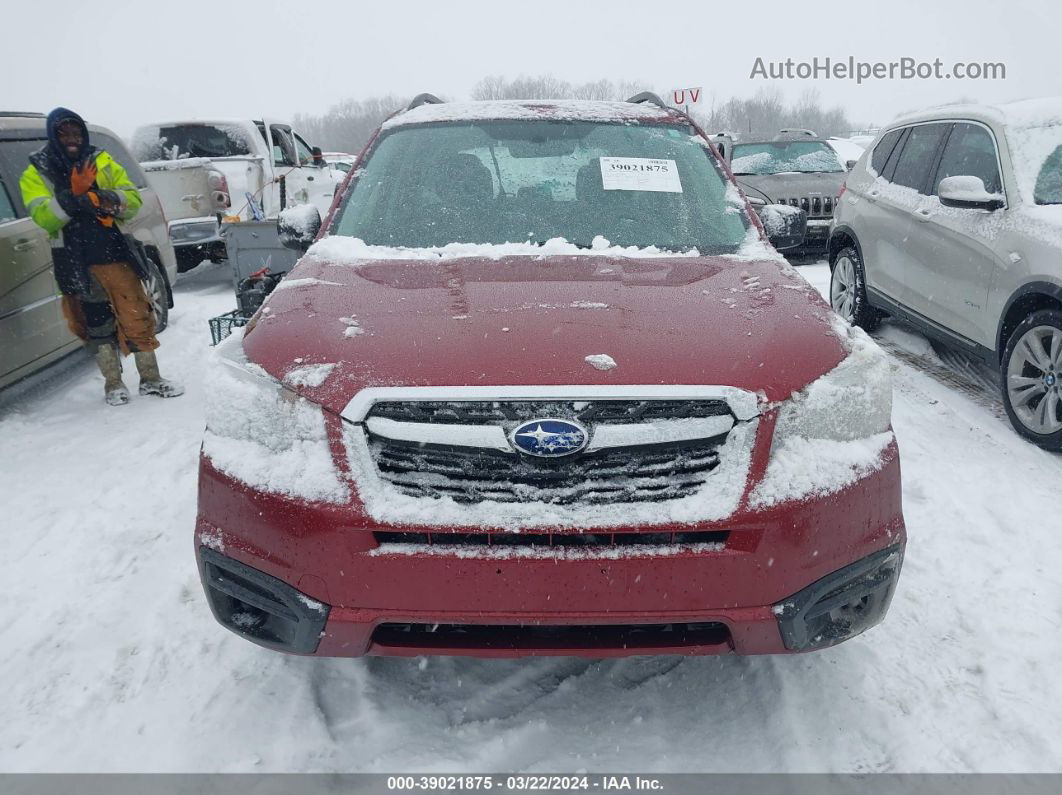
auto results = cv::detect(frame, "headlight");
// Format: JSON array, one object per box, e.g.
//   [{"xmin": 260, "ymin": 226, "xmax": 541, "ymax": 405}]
[
  {"xmin": 772, "ymin": 321, "xmax": 892, "ymax": 443},
  {"xmin": 750, "ymin": 319, "xmax": 894, "ymax": 507},
  {"xmin": 202, "ymin": 330, "xmax": 349, "ymax": 503}
]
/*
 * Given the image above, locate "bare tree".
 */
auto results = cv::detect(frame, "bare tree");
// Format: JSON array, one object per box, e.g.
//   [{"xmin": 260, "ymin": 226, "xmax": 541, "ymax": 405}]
[
  {"xmin": 470, "ymin": 75, "xmax": 652, "ymax": 102},
  {"xmin": 696, "ymin": 87, "xmax": 856, "ymax": 139},
  {"xmin": 295, "ymin": 76, "xmax": 861, "ymax": 155},
  {"xmin": 294, "ymin": 94, "xmax": 407, "ymax": 155}
]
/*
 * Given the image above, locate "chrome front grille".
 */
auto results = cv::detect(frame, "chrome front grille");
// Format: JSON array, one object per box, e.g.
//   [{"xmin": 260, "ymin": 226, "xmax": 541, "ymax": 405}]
[
  {"xmin": 779, "ymin": 195, "xmax": 834, "ymax": 218},
  {"xmin": 343, "ymin": 389, "xmax": 759, "ymax": 513},
  {"xmin": 369, "ymin": 436, "xmax": 725, "ymax": 504},
  {"xmin": 374, "ymin": 529, "xmax": 730, "ymax": 546},
  {"xmin": 367, "ymin": 399, "xmax": 731, "ymax": 425}
]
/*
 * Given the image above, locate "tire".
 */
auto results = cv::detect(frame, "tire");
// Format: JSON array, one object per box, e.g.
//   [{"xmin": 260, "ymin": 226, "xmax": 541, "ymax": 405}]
[
  {"xmin": 144, "ymin": 257, "xmax": 169, "ymax": 334},
  {"xmin": 175, "ymin": 247, "xmax": 204, "ymax": 273},
  {"xmin": 1001, "ymin": 309, "xmax": 1062, "ymax": 451},
  {"xmin": 830, "ymin": 246, "xmax": 882, "ymax": 332}
]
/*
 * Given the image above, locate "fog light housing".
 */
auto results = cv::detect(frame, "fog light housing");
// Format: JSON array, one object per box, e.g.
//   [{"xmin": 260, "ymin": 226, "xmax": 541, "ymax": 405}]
[
  {"xmin": 774, "ymin": 545, "xmax": 903, "ymax": 651},
  {"xmin": 198, "ymin": 547, "xmax": 330, "ymax": 654}
]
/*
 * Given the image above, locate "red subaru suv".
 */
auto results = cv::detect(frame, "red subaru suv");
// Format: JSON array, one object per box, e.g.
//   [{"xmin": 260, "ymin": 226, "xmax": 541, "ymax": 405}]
[{"xmin": 196, "ymin": 94, "xmax": 905, "ymax": 658}]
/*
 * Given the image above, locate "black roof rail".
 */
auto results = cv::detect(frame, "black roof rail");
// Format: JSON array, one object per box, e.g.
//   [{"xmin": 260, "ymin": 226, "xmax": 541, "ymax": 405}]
[
  {"xmin": 0, "ymin": 111, "xmax": 46, "ymax": 118},
  {"xmin": 406, "ymin": 93, "xmax": 444, "ymax": 111},
  {"xmin": 625, "ymin": 92, "xmax": 671, "ymax": 110}
]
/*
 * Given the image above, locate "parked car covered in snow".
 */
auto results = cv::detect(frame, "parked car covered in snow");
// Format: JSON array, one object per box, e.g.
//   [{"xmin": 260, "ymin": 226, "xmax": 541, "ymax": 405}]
[
  {"xmin": 0, "ymin": 112, "xmax": 176, "ymax": 391},
  {"xmin": 323, "ymin": 152, "xmax": 357, "ymax": 173},
  {"xmin": 829, "ymin": 97, "xmax": 1062, "ymax": 449},
  {"xmin": 729, "ymin": 135, "xmax": 848, "ymax": 253},
  {"xmin": 195, "ymin": 94, "xmax": 905, "ymax": 658},
  {"xmin": 131, "ymin": 119, "xmax": 341, "ymax": 272}
]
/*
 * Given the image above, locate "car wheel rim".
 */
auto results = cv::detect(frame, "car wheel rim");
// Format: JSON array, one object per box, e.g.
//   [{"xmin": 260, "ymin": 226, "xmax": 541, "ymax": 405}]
[
  {"xmin": 831, "ymin": 255, "xmax": 857, "ymax": 321},
  {"xmin": 147, "ymin": 268, "xmax": 165, "ymax": 319},
  {"xmin": 1007, "ymin": 325, "xmax": 1062, "ymax": 435}
]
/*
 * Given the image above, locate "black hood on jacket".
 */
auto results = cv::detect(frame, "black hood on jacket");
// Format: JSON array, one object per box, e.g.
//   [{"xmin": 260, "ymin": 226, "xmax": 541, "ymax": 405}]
[{"xmin": 32, "ymin": 107, "xmax": 98, "ymax": 180}]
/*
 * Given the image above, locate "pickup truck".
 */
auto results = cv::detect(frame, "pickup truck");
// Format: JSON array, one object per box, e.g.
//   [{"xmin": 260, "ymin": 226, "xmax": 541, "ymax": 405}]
[{"xmin": 131, "ymin": 119, "xmax": 341, "ymax": 271}]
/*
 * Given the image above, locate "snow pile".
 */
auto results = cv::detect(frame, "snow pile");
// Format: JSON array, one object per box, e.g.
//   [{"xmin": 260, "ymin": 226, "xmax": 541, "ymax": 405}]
[
  {"xmin": 278, "ymin": 203, "xmax": 322, "ymax": 236},
  {"xmin": 344, "ymin": 420, "xmax": 759, "ymax": 529},
  {"xmin": 340, "ymin": 316, "xmax": 364, "ymax": 337},
  {"xmin": 569, "ymin": 301, "xmax": 609, "ymax": 309},
  {"xmin": 283, "ymin": 363, "xmax": 336, "ymax": 388},
  {"xmin": 938, "ymin": 175, "xmax": 1003, "ymax": 202},
  {"xmin": 826, "ymin": 137, "xmax": 865, "ymax": 166},
  {"xmin": 201, "ymin": 331, "xmax": 348, "ymax": 504},
  {"xmin": 750, "ymin": 316, "xmax": 894, "ymax": 507},
  {"xmin": 584, "ymin": 354, "xmax": 617, "ymax": 371},
  {"xmin": 750, "ymin": 431, "xmax": 894, "ymax": 508},
  {"xmin": 306, "ymin": 236, "xmax": 702, "ymax": 263},
  {"xmin": 273, "ymin": 277, "xmax": 342, "ymax": 291},
  {"xmin": 139, "ymin": 157, "xmax": 215, "ymax": 172},
  {"xmin": 384, "ymin": 100, "xmax": 675, "ymax": 130}
]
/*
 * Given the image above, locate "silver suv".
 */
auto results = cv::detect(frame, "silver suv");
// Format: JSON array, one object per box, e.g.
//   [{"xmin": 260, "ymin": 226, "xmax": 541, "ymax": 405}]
[
  {"xmin": 829, "ymin": 98, "xmax": 1062, "ymax": 450},
  {"xmin": 0, "ymin": 112, "xmax": 178, "ymax": 390}
]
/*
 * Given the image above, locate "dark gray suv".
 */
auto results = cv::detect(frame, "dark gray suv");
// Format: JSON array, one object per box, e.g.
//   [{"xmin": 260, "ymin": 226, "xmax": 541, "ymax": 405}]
[{"xmin": 728, "ymin": 135, "xmax": 847, "ymax": 252}]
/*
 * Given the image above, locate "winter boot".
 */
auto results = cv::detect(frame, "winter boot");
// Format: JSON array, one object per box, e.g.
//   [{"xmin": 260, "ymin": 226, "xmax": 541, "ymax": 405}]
[
  {"xmin": 95, "ymin": 345, "xmax": 130, "ymax": 406},
  {"xmin": 134, "ymin": 351, "xmax": 185, "ymax": 398}
]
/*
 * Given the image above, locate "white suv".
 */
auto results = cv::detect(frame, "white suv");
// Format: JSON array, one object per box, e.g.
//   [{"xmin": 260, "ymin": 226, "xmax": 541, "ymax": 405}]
[{"xmin": 829, "ymin": 98, "xmax": 1062, "ymax": 450}]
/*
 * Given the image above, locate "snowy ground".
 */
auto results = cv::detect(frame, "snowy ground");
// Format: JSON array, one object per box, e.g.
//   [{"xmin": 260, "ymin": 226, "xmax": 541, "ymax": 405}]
[{"xmin": 2, "ymin": 260, "xmax": 1061, "ymax": 773}]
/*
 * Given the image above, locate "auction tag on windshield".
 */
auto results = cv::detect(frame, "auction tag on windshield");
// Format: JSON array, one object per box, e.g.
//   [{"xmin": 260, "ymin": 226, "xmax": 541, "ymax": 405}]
[{"xmin": 599, "ymin": 157, "xmax": 682, "ymax": 192}]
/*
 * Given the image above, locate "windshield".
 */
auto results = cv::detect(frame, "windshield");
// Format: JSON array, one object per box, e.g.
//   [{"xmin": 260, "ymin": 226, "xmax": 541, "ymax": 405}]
[
  {"xmin": 1013, "ymin": 126, "xmax": 1062, "ymax": 206},
  {"xmin": 331, "ymin": 121, "xmax": 748, "ymax": 253},
  {"xmin": 131, "ymin": 123, "xmax": 253, "ymax": 161},
  {"xmin": 1006, "ymin": 123, "xmax": 1062, "ymax": 206},
  {"xmin": 1035, "ymin": 146, "xmax": 1062, "ymax": 205},
  {"xmin": 730, "ymin": 141, "xmax": 844, "ymax": 175}
]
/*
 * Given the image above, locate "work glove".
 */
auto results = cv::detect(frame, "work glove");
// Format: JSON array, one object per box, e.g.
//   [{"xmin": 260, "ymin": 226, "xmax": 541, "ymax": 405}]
[
  {"xmin": 70, "ymin": 161, "xmax": 98, "ymax": 195},
  {"xmin": 55, "ymin": 187, "xmax": 98, "ymax": 219}
]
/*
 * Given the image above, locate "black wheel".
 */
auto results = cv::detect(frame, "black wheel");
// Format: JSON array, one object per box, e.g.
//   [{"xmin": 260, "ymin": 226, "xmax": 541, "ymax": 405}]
[
  {"xmin": 175, "ymin": 247, "xmax": 204, "ymax": 273},
  {"xmin": 830, "ymin": 245, "xmax": 882, "ymax": 332},
  {"xmin": 144, "ymin": 257, "xmax": 169, "ymax": 334},
  {"xmin": 1001, "ymin": 309, "xmax": 1062, "ymax": 451}
]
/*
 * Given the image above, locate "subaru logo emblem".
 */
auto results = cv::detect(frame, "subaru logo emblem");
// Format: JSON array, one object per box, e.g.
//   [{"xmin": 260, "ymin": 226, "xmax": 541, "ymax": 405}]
[{"xmin": 509, "ymin": 418, "xmax": 589, "ymax": 458}]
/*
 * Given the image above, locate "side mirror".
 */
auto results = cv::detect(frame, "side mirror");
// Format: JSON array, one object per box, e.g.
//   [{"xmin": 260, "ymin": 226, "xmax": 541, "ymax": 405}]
[
  {"xmin": 758, "ymin": 204, "xmax": 807, "ymax": 251},
  {"xmin": 277, "ymin": 204, "xmax": 322, "ymax": 252},
  {"xmin": 938, "ymin": 176, "xmax": 1004, "ymax": 211},
  {"xmin": 845, "ymin": 159, "xmax": 858, "ymax": 171},
  {"xmin": 311, "ymin": 145, "xmax": 327, "ymax": 168}
]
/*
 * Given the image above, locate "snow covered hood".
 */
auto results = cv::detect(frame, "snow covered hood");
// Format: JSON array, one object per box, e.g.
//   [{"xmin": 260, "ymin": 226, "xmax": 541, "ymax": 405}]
[
  {"xmin": 383, "ymin": 100, "xmax": 687, "ymax": 130},
  {"xmin": 242, "ymin": 240, "xmax": 848, "ymax": 415},
  {"xmin": 735, "ymin": 171, "xmax": 846, "ymax": 202}
]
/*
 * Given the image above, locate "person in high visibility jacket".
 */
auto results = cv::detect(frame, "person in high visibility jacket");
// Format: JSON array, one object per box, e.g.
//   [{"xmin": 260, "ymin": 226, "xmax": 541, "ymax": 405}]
[{"xmin": 20, "ymin": 107, "xmax": 183, "ymax": 405}]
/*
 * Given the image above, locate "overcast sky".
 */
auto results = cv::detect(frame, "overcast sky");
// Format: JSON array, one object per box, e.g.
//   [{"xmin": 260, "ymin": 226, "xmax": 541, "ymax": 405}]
[{"xmin": 3, "ymin": 0, "xmax": 1057, "ymax": 138}]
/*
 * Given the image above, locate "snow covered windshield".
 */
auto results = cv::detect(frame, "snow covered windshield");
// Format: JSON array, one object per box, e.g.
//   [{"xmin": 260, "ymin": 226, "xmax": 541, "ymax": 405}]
[
  {"xmin": 131, "ymin": 123, "xmax": 252, "ymax": 161},
  {"xmin": 730, "ymin": 141, "xmax": 845, "ymax": 175},
  {"xmin": 1008, "ymin": 124, "xmax": 1062, "ymax": 205},
  {"xmin": 332, "ymin": 121, "xmax": 748, "ymax": 253}
]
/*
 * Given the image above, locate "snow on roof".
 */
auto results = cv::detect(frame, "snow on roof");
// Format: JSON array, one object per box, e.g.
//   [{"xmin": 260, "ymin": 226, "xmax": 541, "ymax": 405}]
[
  {"xmin": 886, "ymin": 96, "xmax": 1062, "ymax": 131},
  {"xmin": 382, "ymin": 99, "xmax": 685, "ymax": 130}
]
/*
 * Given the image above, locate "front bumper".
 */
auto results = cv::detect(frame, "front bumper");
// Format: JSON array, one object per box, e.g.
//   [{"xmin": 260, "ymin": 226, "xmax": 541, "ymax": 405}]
[
  {"xmin": 195, "ymin": 438, "xmax": 905, "ymax": 658},
  {"xmin": 169, "ymin": 217, "xmax": 222, "ymax": 248},
  {"xmin": 794, "ymin": 218, "xmax": 832, "ymax": 251}
]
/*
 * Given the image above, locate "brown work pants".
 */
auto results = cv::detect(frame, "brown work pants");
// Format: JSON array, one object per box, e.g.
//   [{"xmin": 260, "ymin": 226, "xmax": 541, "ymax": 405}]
[{"xmin": 61, "ymin": 262, "xmax": 159, "ymax": 355}]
